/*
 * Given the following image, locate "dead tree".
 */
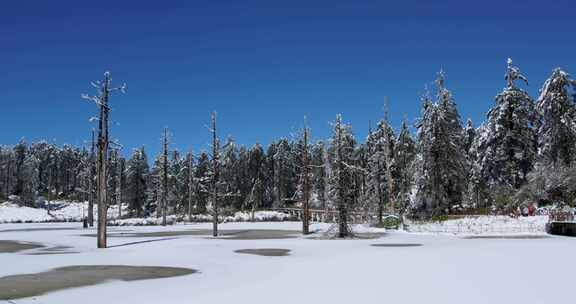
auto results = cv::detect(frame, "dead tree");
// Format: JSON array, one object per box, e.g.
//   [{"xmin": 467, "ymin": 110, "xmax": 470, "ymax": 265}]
[{"xmin": 82, "ymin": 71, "xmax": 126, "ymax": 248}]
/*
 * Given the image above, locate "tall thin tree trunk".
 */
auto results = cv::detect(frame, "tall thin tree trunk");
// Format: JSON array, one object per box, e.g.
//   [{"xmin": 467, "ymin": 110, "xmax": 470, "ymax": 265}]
[{"xmin": 96, "ymin": 74, "xmax": 110, "ymax": 249}]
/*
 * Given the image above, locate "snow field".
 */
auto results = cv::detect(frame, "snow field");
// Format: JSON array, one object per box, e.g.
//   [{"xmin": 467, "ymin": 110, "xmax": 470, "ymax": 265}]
[{"xmin": 0, "ymin": 221, "xmax": 573, "ymax": 304}]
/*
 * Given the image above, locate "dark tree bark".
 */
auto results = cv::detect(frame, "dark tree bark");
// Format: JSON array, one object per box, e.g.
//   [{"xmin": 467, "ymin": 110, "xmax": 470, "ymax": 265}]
[
  {"xmin": 83, "ymin": 71, "xmax": 125, "ymax": 249},
  {"xmin": 96, "ymin": 75, "xmax": 110, "ymax": 249}
]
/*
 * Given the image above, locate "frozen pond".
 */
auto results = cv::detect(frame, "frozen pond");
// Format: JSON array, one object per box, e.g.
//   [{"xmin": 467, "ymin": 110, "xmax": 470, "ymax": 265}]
[
  {"xmin": 234, "ymin": 248, "xmax": 291, "ymax": 256},
  {"xmin": 0, "ymin": 265, "xmax": 196, "ymax": 300},
  {"xmin": 0, "ymin": 240, "xmax": 43, "ymax": 253},
  {"xmin": 0, "ymin": 221, "xmax": 573, "ymax": 304}
]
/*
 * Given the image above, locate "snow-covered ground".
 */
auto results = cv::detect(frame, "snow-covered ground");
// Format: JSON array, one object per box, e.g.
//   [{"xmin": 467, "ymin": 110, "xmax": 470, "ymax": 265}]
[
  {"xmin": 0, "ymin": 201, "xmax": 125, "ymax": 223},
  {"xmin": 0, "ymin": 202, "xmax": 292, "ymax": 224},
  {"xmin": 1, "ymin": 221, "xmax": 574, "ymax": 304},
  {"xmin": 406, "ymin": 215, "xmax": 548, "ymax": 235}
]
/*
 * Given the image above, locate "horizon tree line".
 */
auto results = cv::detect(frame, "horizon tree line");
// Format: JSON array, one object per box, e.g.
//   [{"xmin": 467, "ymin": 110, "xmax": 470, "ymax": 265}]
[{"xmin": 2, "ymin": 59, "xmax": 576, "ymax": 238}]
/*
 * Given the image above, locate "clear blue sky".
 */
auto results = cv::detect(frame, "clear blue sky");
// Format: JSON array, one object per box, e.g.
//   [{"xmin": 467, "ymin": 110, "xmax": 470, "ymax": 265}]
[{"xmin": 1, "ymin": 0, "xmax": 575, "ymax": 158}]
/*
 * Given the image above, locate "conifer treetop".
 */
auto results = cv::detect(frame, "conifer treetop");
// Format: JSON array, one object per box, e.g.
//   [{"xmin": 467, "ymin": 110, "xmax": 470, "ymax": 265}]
[{"xmin": 505, "ymin": 58, "xmax": 528, "ymax": 89}]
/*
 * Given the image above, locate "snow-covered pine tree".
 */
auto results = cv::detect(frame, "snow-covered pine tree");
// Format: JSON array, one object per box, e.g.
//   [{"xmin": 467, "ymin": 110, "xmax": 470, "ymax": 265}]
[
  {"xmin": 107, "ymin": 149, "xmax": 120, "ymax": 215},
  {"xmin": 364, "ymin": 124, "xmax": 385, "ymax": 223},
  {"xmin": 117, "ymin": 154, "xmax": 125, "ymax": 219},
  {"xmin": 148, "ymin": 153, "xmax": 163, "ymax": 217},
  {"xmin": 13, "ymin": 139, "xmax": 27, "ymax": 198},
  {"xmin": 464, "ymin": 118, "xmax": 475, "ymax": 155},
  {"xmin": 328, "ymin": 114, "xmax": 358, "ymax": 237},
  {"xmin": 392, "ymin": 118, "xmax": 416, "ymax": 213},
  {"xmin": 160, "ymin": 128, "xmax": 170, "ymax": 226},
  {"xmin": 536, "ymin": 68, "xmax": 576, "ymax": 167},
  {"xmin": 204, "ymin": 112, "xmax": 237, "ymax": 235},
  {"xmin": 169, "ymin": 149, "xmax": 185, "ymax": 216},
  {"xmin": 183, "ymin": 151, "xmax": 195, "ymax": 219},
  {"xmin": 364, "ymin": 115, "xmax": 396, "ymax": 223},
  {"xmin": 269, "ymin": 138, "xmax": 296, "ymax": 208},
  {"xmin": 0, "ymin": 146, "xmax": 14, "ymax": 200},
  {"xmin": 413, "ymin": 93, "xmax": 441, "ymax": 215},
  {"xmin": 311, "ymin": 141, "xmax": 327, "ymax": 211},
  {"xmin": 414, "ymin": 71, "xmax": 467, "ymax": 216},
  {"xmin": 88, "ymin": 130, "xmax": 96, "ymax": 226},
  {"xmin": 245, "ymin": 143, "xmax": 266, "ymax": 217},
  {"xmin": 471, "ymin": 58, "xmax": 537, "ymax": 206},
  {"xmin": 125, "ymin": 147, "xmax": 149, "ymax": 217},
  {"xmin": 194, "ymin": 151, "xmax": 210, "ymax": 213},
  {"xmin": 435, "ymin": 71, "xmax": 467, "ymax": 213},
  {"xmin": 291, "ymin": 117, "xmax": 312, "ymax": 234},
  {"xmin": 210, "ymin": 113, "xmax": 220, "ymax": 225}
]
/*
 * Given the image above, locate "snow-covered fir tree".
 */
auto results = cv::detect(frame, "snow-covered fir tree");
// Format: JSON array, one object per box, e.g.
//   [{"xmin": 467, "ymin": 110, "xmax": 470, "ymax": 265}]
[
  {"xmin": 413, "ymin": 71, "xmax": 467, "ymax": 215},
  {"xmin": 194, "ymin": 151, "xmax": 211, "ymax": 213},
  {"xmin": 464, "ymin": 118, "xmax": 475, "ymax": 155},
  {"xmin": 328, "ymin": 114, "xmax": 358, "ymax": 237},
  {"xmin": 536, "ymin": 68, "xmax": 576, "ymax": 167},
  {"xmin": 364, "ymin": 115, "xmax": 396, "ymax": 223},
  {"xmin": 310, "ymin": 141, "xmax": 327, "ymax": 210},
  {"xmin": 471, "ymin": 59, "xmax": 537, "ymax": 206},
  {"xmin": 125, "ymin": 147, "xmax": 149, "ymax": 217},
  {"xmin": 392, "ymin": 118, "xmax": 416, "ymax": 212}
]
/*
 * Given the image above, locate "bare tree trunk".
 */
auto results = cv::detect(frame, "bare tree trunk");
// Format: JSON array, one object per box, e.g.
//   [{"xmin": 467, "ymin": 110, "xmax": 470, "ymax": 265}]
[
  {"xmin": 211, "ymin": 112, "xmax": 220, "ymax": 237},
  {"xmin": 96, "ymin": 74, "xmax": 110, "ymax": 249}
]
